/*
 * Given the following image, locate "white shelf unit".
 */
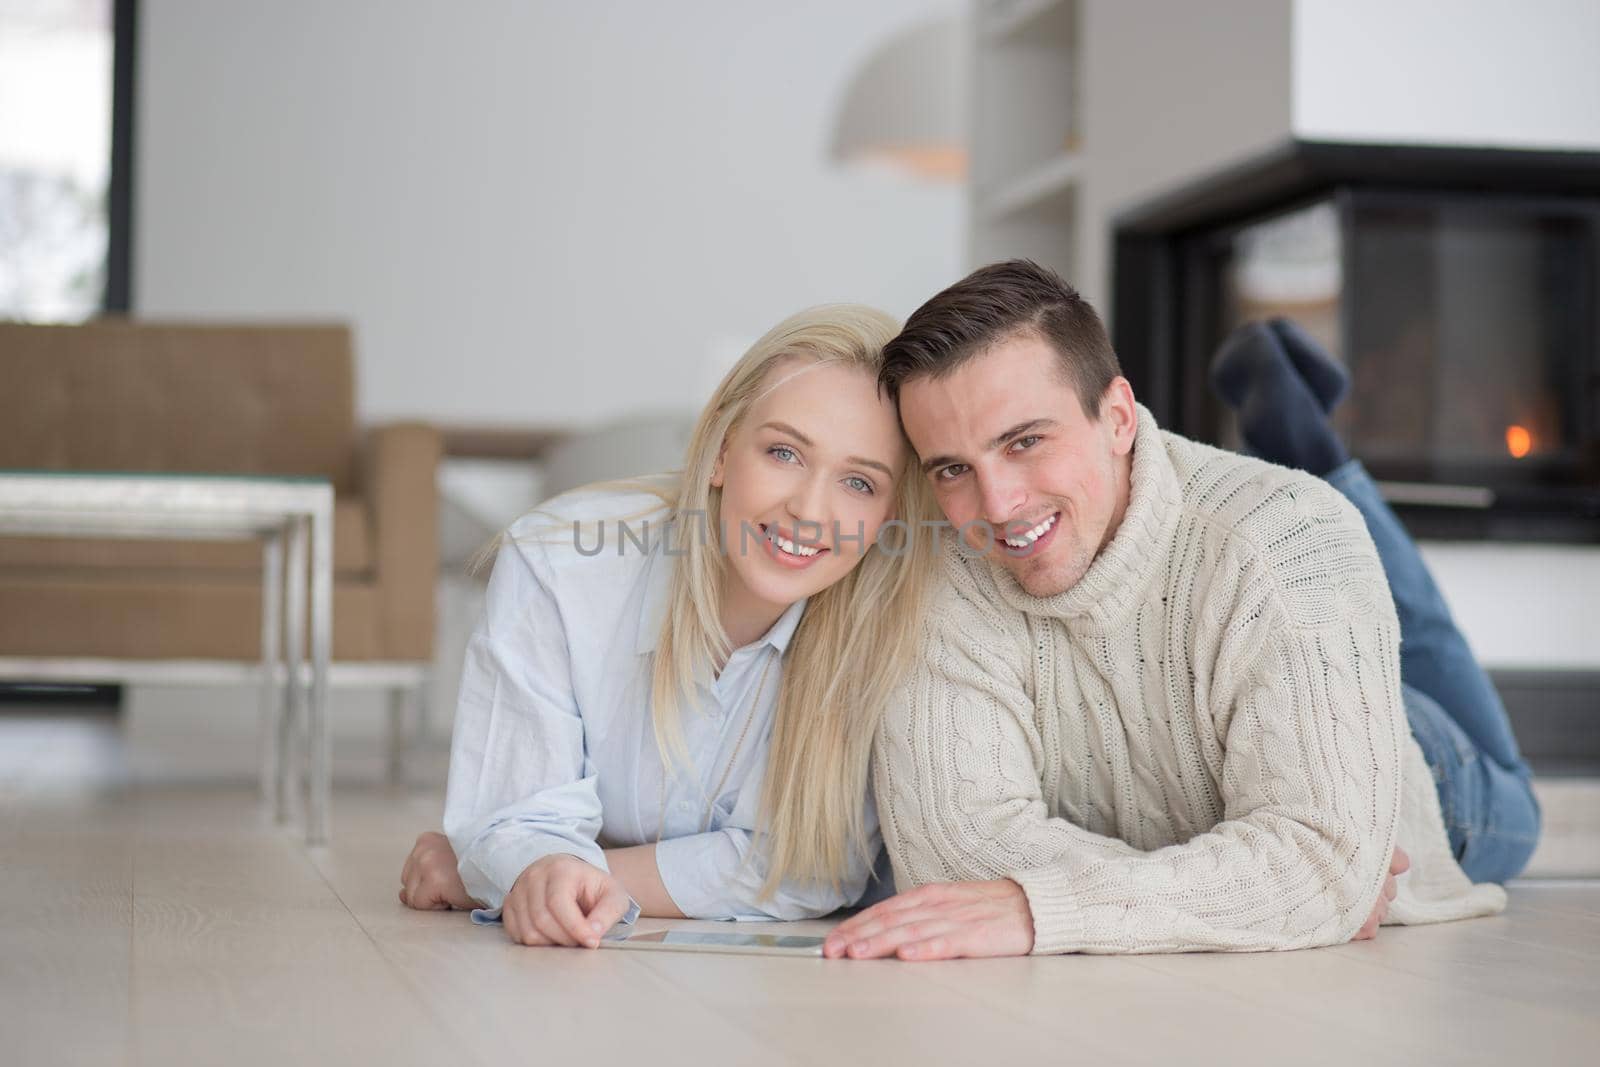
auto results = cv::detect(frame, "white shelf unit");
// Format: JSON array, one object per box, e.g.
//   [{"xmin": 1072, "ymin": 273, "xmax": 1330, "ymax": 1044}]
[
  {"xmin": 983, "ymin": 149, "xmax": 1082, "ymax": 221},
  {"xmin": 969, "ymin": 0, "xmax": 1079, "ymax": 276}
]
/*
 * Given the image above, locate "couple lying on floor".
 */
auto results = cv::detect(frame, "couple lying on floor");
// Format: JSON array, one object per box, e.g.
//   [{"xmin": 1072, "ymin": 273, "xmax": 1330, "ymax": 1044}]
[{"xmin": 398, "ymin": 260, "xmax": 1539, "ymax": 959}]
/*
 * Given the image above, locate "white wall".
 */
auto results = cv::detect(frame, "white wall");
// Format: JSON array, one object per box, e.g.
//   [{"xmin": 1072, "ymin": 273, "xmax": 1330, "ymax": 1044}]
[
  {"xmin": 135, "ymin": 0, "xmax": 963, "ymax": 426},
  {"xmin": 1077, "ymin": 0, "xmax": 1293, "ymax": 308},
  {"xmin": 1293, "ymin": 0, "xmax": 1600, "ymax": 148},
  {"xmin": 1076, "ymin": 0, "xmax": 1600, "ymax": 670},
  {"xmin": 1291, "ymin": 0, "xmax": 1600, "ymax": 668}
]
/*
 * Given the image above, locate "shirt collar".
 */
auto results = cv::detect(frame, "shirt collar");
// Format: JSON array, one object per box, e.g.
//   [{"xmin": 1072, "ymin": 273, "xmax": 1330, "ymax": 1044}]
[{"xmin": 634, "ymin": 540, "xmax": 808, "ymax": 655}]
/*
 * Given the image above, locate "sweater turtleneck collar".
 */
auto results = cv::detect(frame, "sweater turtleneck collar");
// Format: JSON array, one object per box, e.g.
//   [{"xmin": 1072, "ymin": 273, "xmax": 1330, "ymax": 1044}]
[{"xmin": 988, "ymin": 404, "xmax": 1183, "ymax": 631}]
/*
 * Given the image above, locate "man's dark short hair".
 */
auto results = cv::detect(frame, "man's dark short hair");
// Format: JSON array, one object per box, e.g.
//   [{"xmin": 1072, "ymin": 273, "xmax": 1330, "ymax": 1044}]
[{"xmin": 879, "ymin": 259, "xmax": 1122, "ymax": 419}]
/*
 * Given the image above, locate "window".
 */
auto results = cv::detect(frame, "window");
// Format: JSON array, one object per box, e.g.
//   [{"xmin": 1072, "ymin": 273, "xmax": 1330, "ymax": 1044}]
[{"xmin": 0, "ymin": 0, "xmax": 133, "ymax": 320}]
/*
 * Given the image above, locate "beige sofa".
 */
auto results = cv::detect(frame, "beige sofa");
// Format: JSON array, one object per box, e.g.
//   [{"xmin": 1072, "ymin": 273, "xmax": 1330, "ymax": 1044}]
[{"xmin": 0, "ymin": 320, "xmax": 440, "ymax": 665}]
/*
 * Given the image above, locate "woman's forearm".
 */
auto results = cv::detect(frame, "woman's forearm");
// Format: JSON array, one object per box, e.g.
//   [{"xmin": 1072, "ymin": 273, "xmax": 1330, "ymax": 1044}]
[{"xmin": 604, "ymin": 843, "xmax": 687, "ymax": 918}]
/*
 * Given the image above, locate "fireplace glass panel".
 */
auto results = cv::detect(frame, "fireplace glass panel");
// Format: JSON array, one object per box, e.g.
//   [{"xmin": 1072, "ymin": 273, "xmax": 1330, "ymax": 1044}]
[{"xmin": 1219, "ymin": 192, "xmax": 1598, "ymax": 490}]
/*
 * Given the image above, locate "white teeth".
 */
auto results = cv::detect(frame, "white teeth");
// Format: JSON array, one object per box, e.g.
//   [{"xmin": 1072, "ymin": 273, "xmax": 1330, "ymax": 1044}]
[
  {"xmin": 1003, "ymin": 513, "xmax": 1057, "ymax": 548},
  {"xmin": 770, "ymin": 530, "xmax": 820, "ymax": 558}
]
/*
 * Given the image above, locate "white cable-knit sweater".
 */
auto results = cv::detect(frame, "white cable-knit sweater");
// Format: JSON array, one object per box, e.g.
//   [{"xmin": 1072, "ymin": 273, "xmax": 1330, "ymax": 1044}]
[{"xmin": 875, "ymin": 406, "xmax": 1507, "ymax": 954}]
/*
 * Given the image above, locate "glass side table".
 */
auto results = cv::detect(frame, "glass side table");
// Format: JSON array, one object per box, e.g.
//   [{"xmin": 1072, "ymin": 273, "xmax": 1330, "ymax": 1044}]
[{"xmin": 0, "ymin": 471, "xmax": 336, "ymax": 845}]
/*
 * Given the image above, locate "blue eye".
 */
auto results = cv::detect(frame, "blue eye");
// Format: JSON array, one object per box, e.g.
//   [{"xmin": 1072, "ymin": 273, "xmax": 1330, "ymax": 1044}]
[
  {"xmin": 844, "ymin": 476, "xmax": 874, "ymax": 495},
  {"xmin": 769, "ymin": 445, "xmax": 799, "ymax": 463},
  {"xmin": 1009, "ymin": 435, "xmax": 1041, "ymax": 452},
  {"xmin": 935, "ymin": 464, "xmax": 968, "ymax": 482}
]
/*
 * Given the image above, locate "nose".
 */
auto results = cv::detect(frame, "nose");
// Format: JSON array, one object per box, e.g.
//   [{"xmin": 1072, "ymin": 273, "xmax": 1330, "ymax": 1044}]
[
  {"xmin": 784, "ymin": 473, "xmax": 830, "ymax": 540},
  {"xmin": 976, "ymin": 466, "xmax": 1027, "ymax": 527}
]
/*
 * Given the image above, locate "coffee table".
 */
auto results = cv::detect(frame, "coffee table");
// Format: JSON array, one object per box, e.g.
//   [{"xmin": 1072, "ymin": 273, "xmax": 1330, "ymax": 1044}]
[{"xmin": 0, "ymin": 471, "xmax": 336, "ymax": 844}]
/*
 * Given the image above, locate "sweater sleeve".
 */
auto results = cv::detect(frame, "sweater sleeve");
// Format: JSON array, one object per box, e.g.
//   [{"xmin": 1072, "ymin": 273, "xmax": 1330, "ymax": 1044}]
[{"xmin": 874, "ymin": 566, "xmax": 1408, "ymax": 955}]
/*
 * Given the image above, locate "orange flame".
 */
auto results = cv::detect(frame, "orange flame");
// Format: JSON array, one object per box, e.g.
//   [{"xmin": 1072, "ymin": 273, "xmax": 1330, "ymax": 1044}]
[{"xmin": 1505, "ymin": 425, "xmax": 1532, "ymax": 459}]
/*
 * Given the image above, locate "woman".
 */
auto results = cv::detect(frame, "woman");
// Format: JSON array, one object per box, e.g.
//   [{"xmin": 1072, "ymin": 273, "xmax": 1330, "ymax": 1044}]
[{"xmin": 399, "ymin": 305, "xmax": 938, "ymax": 947}]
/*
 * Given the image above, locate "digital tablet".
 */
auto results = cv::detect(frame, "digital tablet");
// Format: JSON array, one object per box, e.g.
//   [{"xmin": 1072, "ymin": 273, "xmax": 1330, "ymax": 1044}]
[{"xmin": 598, "ymin": 928, "xmax": 826, "ymax": 957}]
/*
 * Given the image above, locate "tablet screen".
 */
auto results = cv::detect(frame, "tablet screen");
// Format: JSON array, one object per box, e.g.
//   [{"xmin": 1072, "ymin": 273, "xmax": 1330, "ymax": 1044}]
[{"xmin": 600, "ymin": 928, "xmax": 826, "ymax": 955}]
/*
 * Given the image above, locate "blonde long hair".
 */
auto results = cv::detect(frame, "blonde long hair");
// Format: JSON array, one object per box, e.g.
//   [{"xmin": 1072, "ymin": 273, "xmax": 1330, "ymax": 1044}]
[
  {"xmin": 499, "ymin": 307, "xmax": 937, "ymax": 897},
  {"xmin": 649, "ymin": 305, "xmax": 938, "ymax": 899}
]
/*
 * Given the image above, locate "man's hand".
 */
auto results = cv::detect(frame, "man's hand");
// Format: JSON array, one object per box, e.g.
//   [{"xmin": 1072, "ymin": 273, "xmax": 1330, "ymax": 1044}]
[
  {"xmin": 1353, "ymin": 846, "xmax": 1410, "ymax": 941},
  {"xmin": 502, "ymin": 853, "xmax": 633, "ymax": 949},
  {"xmin": 399, "ymin": 831, "xmax": 481, "ymax": 911},
  {"xmin": 823, "ymin": 879, "xmax": 1036, "ymax": 961}
]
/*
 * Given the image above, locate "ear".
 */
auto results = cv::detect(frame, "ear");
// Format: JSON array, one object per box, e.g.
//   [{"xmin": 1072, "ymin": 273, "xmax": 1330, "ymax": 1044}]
[
  {"xmin": 1099, "ymin": 377, "xmax": 1139, "ymax": 456},
  {"xmin": 710, "ymin": 439, "xmax": 728, "ymax": 489}
]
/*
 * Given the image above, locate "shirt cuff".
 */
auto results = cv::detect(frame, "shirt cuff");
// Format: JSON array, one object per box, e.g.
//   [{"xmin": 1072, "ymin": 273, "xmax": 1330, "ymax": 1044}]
[
  {"xmin": 470, "ymin": 896, "xmax": 641, "ymax": 930},
  {"xmin": 460, "ymin": 834, "xmax": 608, "ymax": 912},
  {"xmin": 1007, "ymin": 865, "xmax": 1086, "ymax": 955}
]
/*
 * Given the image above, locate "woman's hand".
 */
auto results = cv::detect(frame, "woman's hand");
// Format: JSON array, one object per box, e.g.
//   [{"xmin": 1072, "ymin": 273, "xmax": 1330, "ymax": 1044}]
[
  {"xmin": 503, "ymin": 853, "xmax": 634, "ymax": 948},
  {"xmin": 399, "ymin": 831, "xmax": 481, "ymax": 911}
]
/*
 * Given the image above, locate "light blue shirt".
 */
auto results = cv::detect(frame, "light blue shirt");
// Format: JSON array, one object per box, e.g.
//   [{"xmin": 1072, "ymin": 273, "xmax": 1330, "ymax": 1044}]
[{"xmin": 442, "ymin": 482, "xmax": 881, "ymax": 922}]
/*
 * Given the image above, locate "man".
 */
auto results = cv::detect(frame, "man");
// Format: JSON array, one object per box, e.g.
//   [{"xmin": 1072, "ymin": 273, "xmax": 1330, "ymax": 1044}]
[{"xmin": 822, "ymin": 260, "xmax": 1527, "ymax": 961}]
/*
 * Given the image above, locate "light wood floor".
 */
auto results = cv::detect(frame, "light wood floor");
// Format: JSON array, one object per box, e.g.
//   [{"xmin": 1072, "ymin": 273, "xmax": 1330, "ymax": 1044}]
[{"xmin": 3, "ymin": 718, "xmax": 1599, "ymax": 1066}]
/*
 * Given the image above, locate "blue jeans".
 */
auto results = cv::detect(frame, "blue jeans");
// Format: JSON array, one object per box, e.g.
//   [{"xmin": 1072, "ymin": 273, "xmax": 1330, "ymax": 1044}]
[{"xmin": 1324, "ymin": 460, "xmax": 1541, "ymax": 883}]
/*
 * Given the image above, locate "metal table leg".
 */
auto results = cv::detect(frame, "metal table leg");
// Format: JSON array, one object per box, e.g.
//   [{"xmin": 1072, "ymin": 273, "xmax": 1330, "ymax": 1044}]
[
  {"xmin": 279, "ymin": 514, "xmax": 308, "ymax": 827},
  {"xmin": 307, "ymin": 490, "xmax": 333, "ymax": 846},
  {"xmin": 258, "ymin": 526, "xmax": 284, "ymax": 810},
  {"xmin": 386, "ymin": 686, "xmax": 407, "ymax": 786}
]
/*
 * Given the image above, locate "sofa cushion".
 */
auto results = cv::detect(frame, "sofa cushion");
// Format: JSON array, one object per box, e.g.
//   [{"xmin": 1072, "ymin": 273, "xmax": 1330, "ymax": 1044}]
[
  {"xmin": 0, "ymin": 321, "xmax": 357, "ymax": 492},
  {"xmin": 0, "ymin": 575, "xmax": 385, "ymax": 661}
]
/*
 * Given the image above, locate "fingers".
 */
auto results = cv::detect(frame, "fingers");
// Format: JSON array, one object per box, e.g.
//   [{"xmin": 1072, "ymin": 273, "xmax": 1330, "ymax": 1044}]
[
  {"xmin": 827, "ymin": 893, "xmax": 980, "ymax": 959},
  {"xmin": 532, "ymin": 908, "xmax": 577, "ymax": 947},
  {"xmin": 502, "ymin": 875, "xmax": 540, "ymax": 945},
  {"xmin": 507, "ymin": 919, "xmax": 553, "ymax": 946},
  {"xmin": 897, "ymin": 933, "xmax": 964, "ymax": 961},
  {"xmin": 845, "ymin": 915, "xmax": 966, "ymax": 960},
  {"xmin": 501, "ymin": 857, "xmax": 623, "ymax": 949},
  {"xmin": 1350, "ymin": 846, "xmax": 1408, "ymax": 941},
  {"xmin": 1354, "ymin": 891, "xmax": 1391, "ymax": 942},
  {"xmin": 503, "ymin": 891, "xmax": 558, "ymax": 947},
  {"xmin": 399, "ymin": 868, "xmax": 455, "ymax": 911},
  {"xmin": 399, "ymin": 832, "xmax": 465, "ymax": 911},
  {"xmin": 584, "ymin": 880, "xmax": 633, "ymax": 940},
  {"xmin": 546, "ymin": 873, "xmax": 599, "ymax": 947},
  {"xmin": 826, "ymin": 886, "xmax": 955, "ymax": 956},
  {"xmin": 399, "ymin": 842, "xmax": 421, "ymax": 908},
  {"xmin": 825, "ymin": 911, "xmax": 893, "ymax": 957},
  {"xmin": 1355, "ymin": 899, "xmax": 1384, "ymax": 940},
  {"xmin": 517, "ymin": 869, "xmax": 579, "ymax": 947},
  {"xmin": 827, "ymin": 912, "xmax": 887, "ymax": 950},
  {"xmin": 827, "ymin": 885, "xmax": 1031, "ymax": 962},
  {"xmin": 400, "ymin": 873, "xmax": 437, "ymax": 910},
  {"xmin": 502, "ymin": 895, "xmax": 533, "ymax": 944}
]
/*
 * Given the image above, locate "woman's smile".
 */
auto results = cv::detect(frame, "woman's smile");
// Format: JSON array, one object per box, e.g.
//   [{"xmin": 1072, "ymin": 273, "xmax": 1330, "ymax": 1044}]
[{"xmin": 757, "ymin": 522, "xmax": 831, "ymax": 569}]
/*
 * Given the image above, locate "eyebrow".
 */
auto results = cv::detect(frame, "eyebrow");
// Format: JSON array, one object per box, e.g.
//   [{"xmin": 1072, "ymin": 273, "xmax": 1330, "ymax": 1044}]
[
  {"xmin": 919, "ymin": 418, "xmax": 1058, "ymax": 475},
  {"xmin": 760, "ymin": 420, "xmax": 896, "ymax": 479}
]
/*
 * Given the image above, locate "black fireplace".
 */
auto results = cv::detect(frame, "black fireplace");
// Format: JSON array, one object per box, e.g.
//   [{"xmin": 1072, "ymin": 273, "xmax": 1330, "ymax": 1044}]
[{"xmin": 1113, "ymin": 140, "xmax": 1600, "ymax": 542}]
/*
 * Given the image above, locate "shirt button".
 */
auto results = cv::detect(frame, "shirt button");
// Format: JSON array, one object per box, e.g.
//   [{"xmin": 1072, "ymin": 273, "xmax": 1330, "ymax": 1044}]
[{"xmin": 678, "ymin": 801, "xmax": 692, "ymax": 812}]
